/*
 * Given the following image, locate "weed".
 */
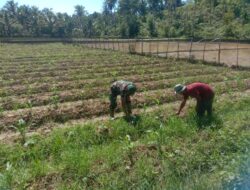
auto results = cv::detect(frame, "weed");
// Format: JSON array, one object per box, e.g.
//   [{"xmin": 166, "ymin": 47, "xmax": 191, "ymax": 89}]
[{"xmin": 12, "ymin": 119, "xmax": 28, "ymax": 145}]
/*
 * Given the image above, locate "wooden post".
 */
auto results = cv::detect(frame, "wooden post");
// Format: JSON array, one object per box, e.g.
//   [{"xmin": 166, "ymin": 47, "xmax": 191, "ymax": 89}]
[
  {"xmin": 203, "ymin": 41, "xmax": 206, "ymax": 61},
  {"xmin": 128, "ymin": 39, "xmax": 130, "ymax": 53},
  {"xmin": 117, "ymin": 38, "xmax": 120, "ymax": 51},
  {"xmin": 166, "ymin": 38, "xmax": 170, "ymax": 58},
  {"xmin": 112, "ymin": 38, "xmax": 115, "ymax": 50},
  {"xmin": 149, "ymin": 40, "xmax": 151, "ymax": 55},
  {"xmin": 189, "ymin": 38, "xmax": 193, "ymax": 59},
  {"xmin": 157, "ymin": 39, "xmax": 159, "ymax": 57},
  {"xmin": 122, "ymin": 39, "xmax": 124, "ymax": 52},
  {"xmin": 141, "ymin": 39, "xmax": 144, "ymax": 55},
  {"xmin": 236, "ymin": 40, "xmax": 239, "ymax": 67},
  {"xmin": 177, "ymin": 40, "xmax": 180, "ymax": 59},
  {"xmin": 218, "ymin": 39, "xmax": 221, "ymax": 64}
]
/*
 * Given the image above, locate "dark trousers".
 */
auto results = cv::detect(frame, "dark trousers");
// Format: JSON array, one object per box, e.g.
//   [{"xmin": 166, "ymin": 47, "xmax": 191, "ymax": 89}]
[
  {"xmin": 110, "ymin": 86, "xmax": 119, "ymax": 111},
  {"xmin": 196, "ymin": 97, "xmax": 214, "ymax": 117}
]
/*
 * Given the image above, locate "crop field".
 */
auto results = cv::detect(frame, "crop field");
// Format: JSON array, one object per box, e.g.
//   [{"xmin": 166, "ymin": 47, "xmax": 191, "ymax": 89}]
[{"xmin": 0, "ymin": 43, "xmax": 249, "ymax": 189}]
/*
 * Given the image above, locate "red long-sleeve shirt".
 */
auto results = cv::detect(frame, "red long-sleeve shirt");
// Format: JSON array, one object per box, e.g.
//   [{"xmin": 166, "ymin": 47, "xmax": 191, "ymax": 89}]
[{"xmin": 183, "ymin": 82, "xmax": 214, "ymax": 101}]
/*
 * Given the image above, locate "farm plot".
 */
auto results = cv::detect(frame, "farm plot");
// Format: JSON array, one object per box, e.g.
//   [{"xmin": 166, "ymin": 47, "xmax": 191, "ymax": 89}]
[
  {"xmin": 0, "ymin": 43, "xmax": 250, "ymax": 190},
  {"xmin": 0, "ymin": 43, "xmax": 250, "ymax": 131},
  {"xmin": 91, "ymin": 40, "xmax": 250, "ymax": 67}
]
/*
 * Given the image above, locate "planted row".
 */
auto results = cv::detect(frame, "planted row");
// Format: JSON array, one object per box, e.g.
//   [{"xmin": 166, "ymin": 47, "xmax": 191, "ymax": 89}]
[
  {"xmin": 1, "ymin": 79, "xmax": 249, "ymax": 129},
  {"xmin": 1, "ymin": 71, "xmax": 249, "ymax": 111}
]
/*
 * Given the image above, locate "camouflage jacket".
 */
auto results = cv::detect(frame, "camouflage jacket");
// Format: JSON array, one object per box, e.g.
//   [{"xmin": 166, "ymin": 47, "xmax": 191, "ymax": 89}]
[{"xmin": 111, "ymin": 80, "xmax": 134, "ymax": 97}]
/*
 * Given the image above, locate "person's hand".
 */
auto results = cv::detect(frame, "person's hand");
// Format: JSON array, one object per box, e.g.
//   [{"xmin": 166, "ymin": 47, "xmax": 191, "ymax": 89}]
[{"xmin": 110, "ymin": 117, "xmax": 115, "ymax": 121}]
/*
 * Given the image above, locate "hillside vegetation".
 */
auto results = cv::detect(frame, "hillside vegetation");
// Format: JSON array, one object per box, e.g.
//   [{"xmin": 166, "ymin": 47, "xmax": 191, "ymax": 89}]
[{"xmin": 0, "ymin": 0, "xmax": 250, "ymax": 39}]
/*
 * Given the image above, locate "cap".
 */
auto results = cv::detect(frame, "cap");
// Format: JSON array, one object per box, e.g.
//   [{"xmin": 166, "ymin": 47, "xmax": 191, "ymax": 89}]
[
  {"xmin": 127, "ymin": 84, "xmax": 136, "ymax": 95},
  {"xmin": 174, "ymin": 84, "xmax": 186, "ymax": 94}
]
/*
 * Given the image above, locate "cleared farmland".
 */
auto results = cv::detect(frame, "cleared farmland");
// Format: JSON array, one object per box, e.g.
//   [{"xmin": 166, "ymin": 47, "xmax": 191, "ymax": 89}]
[
  {"xmin": 0, "ymin": 43, "xmax": 249, "ymax": 189},
  {"xmin": 85, "ymin": 40, "xmax": 250, "ymax": 67},
  {"xmin": 0, "ymin": 43, "xmax": 250, "ymax": 130}
]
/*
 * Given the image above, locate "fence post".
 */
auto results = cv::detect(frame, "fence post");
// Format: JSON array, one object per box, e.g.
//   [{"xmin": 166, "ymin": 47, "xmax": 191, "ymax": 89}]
[
  {"xmin": 117, "ymin": 38, "xmax": 120, "ymax": 51},
  {"xmin": 157, "ymin": 39, "xmax": 159, "ymax": 57},
  {"xmin": 166, "ymin": 38, "xmax": 170, "ymax": 58},
  {"xmin": 141, "ymin": 38, "xmax": 144, "ymax": 55},
  {"xmin": 177, "ymin": 40, "xmax": 180, "ymax": 59},
  {"xmin": 128, "ymin": 39, "xmax": 130, "ymax": 52},
  {"xmin": 236, "ymin": 40, "xmax": 239, "ymax": 67},
  {"xmin": 218, "ymin": 39, "xmax": 221, "ymax": 64},
  {"xmin": 149, "ymin": 40, "xmax": 152, "ymax": 55},
  {"xmin": 112, "ymin": 38, "xmax": 115, "ymax": 50},
  {"xmin": 122, "ymin": 39, "xmax": 124, "ymax": 52},
  {"xmin": 203, "ymin": 41, "xmax": 206, "ymax": 61},
  {"xmin": 189, "ymin": 38, "xmax": 193, "ymax": 59}
]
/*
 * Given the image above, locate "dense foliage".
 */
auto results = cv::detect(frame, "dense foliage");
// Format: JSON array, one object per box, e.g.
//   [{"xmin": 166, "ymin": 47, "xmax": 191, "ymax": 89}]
[{"xmin": 0, "ymin": 0, "xmax": 250, "ymax": 39}]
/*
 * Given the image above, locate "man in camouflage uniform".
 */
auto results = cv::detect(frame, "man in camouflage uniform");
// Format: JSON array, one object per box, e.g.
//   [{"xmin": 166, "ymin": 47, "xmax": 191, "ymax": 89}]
[{"xmin": 110, "ymin": 80, "xmax": 137, "ymax": 119}]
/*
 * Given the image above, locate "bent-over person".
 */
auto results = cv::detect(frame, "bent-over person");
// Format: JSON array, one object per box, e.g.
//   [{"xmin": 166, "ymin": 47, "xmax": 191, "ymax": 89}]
[
  {"xmin": 174, "ymin": 82, "xmax": 215, "ymax": 117},
  {"xmin": 110, "ymin": 80, "xmax": 137, "ymax": 119}
]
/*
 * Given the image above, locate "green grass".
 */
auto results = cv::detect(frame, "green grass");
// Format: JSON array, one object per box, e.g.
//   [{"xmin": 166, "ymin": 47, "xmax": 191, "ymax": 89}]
[{"xmin": 0, "ymin": 95, "xmax": 249, "ymax": 190}]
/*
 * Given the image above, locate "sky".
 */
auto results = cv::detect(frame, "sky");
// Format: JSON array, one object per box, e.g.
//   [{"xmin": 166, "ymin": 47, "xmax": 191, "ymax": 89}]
[{"xmin": 0, "ymin": 0, "xmax": 104, "ymax": 15}]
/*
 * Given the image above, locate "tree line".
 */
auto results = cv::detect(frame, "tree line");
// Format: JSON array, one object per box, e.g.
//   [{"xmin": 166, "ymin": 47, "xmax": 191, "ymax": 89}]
[{"xmin": 0, "ymin": 0, "xmax": 249, "ymax": 39}]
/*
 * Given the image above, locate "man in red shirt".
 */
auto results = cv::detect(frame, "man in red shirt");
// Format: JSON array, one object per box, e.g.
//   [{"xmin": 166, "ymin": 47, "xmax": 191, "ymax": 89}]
[{"xmin": 174, "ymin": 82, "xmax": 215, "ymax": 117}]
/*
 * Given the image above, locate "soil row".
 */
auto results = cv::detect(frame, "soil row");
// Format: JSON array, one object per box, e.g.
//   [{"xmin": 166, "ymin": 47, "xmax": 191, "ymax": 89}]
[
  {"xmin": 1, "ymin": 79, "xmax": 249, "ymax": 130},
  {"xmin": 0, "ymin": 66, "xmax": 231, "ymax": 98},
  {"xmin": 0, "ymin": 65, "xmax": 211, "ymax": 88},
  {"xmin": 0, "ymin": 58, "xmax": 172, "ymax": 76},
  {"xmin": 0, "ymin": 48, "xmax": 123, "ymax": 66},
  {"xmin": 0, "ymin": 62, "xmax": 210, "ymax": 89},
  {"xmin": 0, "ymin": 45, "xmax": 87, "ymax": 60},
  {"xmin": 1, "ymin": 89, "xmax": 249, "ymax": 145},
  {"xmin": 0, "ymin": 51, "xmax": 120, "ymax": 68},
  {"xmin": 1, "ymin": 60, "xmax": 183, "ymax": 80},
  {"xmin": 0, "ymin": 71, "xmax": 248, "ymax": 111}
]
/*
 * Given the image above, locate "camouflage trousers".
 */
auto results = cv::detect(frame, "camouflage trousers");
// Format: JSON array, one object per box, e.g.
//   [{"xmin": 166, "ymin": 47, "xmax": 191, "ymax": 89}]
[{"xmin": 109, "ymin": 86, "xmax": 131, "ymax": 111}]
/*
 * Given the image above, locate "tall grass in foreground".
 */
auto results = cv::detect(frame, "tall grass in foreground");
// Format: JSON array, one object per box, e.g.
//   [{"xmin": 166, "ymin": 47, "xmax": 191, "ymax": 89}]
[{"xmin": 0, "ymin": 97, "xmax": 249, "ymax": 190}]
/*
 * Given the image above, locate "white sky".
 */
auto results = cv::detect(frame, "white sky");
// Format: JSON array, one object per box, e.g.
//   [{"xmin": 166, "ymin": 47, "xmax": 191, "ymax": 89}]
[{"xmin": 0, "ymin": 0, "xmax": 104, "ymax": 14}]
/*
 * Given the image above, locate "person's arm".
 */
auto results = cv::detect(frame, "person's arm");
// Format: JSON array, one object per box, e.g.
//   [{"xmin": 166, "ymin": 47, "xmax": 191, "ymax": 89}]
[{"xmin": 176, "ymin": 97, "xmax": 187, "ymax": 115}]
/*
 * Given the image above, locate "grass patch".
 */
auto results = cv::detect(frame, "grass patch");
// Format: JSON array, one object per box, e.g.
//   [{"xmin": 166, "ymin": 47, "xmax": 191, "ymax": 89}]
[{"xmin": 0, "ymin": 96, "xmax": 249, "ymax": 189}]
